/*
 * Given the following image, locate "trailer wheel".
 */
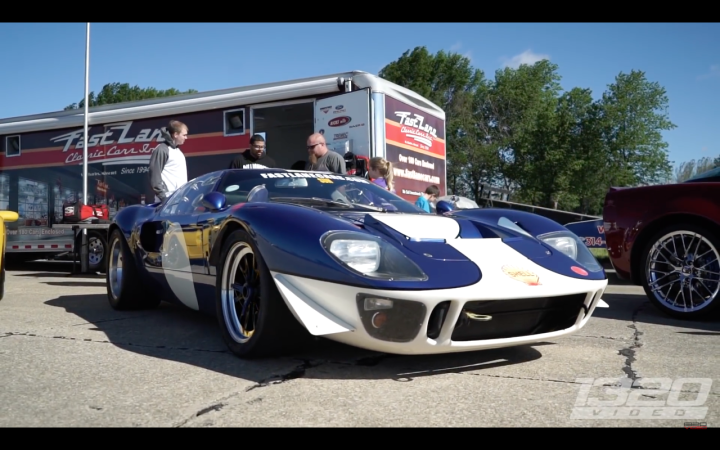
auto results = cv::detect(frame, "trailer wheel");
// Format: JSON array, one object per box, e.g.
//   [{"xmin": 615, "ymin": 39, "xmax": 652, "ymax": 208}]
[{"xmin": 76, "ymin": 230, "xmax": 107, "ymax": 273}]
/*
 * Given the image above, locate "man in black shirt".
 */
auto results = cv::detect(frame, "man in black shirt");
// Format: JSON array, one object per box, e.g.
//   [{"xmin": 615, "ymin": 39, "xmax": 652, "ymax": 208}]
[{"xmin": 228, "ymin": 134, "xmax": 276, "ymax": 169}]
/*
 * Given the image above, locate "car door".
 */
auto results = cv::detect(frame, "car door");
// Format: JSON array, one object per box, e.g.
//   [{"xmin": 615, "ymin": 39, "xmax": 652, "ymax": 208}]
[{"xmin": 142, "ymin": 173, "xmax": 220, "ymax": 311}]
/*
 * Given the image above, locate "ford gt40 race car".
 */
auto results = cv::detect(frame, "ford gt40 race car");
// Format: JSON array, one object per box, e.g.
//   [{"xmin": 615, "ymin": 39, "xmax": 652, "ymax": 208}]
[{"xmin": 105, "ymin": 168, "xmax": 609, "ymax": 358}]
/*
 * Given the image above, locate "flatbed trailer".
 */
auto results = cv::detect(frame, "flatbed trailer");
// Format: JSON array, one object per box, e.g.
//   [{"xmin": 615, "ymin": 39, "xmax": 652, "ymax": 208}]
[{"xmin": 49, "ymin": 223, "xmax": 109, "ymax": 274}]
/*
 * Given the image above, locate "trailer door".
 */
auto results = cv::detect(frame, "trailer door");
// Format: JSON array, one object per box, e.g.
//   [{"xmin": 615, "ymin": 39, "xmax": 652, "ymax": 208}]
[{"xmin": 314, "ymin": 89, "xmax": 371, "ymax": 161}]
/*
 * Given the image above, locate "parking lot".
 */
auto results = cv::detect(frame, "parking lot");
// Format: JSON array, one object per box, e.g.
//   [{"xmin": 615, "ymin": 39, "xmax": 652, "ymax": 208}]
[{"xmin": 0, "ymin": 260, "xmax": 718, "ymax": 427}]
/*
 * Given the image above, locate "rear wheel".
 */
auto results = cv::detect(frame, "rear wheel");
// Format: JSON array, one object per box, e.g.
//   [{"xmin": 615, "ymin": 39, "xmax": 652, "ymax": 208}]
[
  {"xmin": 215, "ymin": 229, "xmax": 308, "ymax": 358},
  {"xmin": 106, "ymin": 229, "xmax": 161, "ymax": 310},
  {"xmin": 640, "ymin": 223, "xmax": 720, "ymax": 320}
]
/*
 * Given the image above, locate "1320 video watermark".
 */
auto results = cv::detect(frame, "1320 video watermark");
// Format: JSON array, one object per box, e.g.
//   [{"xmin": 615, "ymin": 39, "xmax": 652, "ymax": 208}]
[{"xmin": 571, "ymin": 377, "xmax": 713, "ymax": 419}]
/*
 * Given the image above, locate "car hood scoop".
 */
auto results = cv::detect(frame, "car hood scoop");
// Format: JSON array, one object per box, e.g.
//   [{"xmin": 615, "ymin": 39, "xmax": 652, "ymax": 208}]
[
  {"xmin": 360, "ymin": 213, "xmax": 470, "ymax": 261},
  {"xmin": 364, "ymin": 213, "xmax": 461, "ymax": 241}
]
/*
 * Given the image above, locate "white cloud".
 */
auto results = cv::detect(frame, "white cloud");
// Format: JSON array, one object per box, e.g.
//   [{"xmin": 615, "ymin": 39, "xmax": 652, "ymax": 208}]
[
  {"xmin": 500, "ymin": 49, "xmax": 550, "ymax": 69},
  {"xmin": 447, "ymin": 41, "xmax": 472, "ymax": 62},
  {"xmin": 697, "ymin": 64, "xmax": 720, "ymax": 80}
]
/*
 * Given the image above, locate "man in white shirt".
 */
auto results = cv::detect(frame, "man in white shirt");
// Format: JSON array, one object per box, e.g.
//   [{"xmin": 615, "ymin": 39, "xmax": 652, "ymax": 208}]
[{"xmin": 149, "ymin": 120, "xmax": 189, "ymax": 202}]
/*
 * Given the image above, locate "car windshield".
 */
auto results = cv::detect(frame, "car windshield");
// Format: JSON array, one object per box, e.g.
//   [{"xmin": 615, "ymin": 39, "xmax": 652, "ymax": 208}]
[{"xmin": 217, "ymin": 170, "xmax": 427, "ymax": 213}]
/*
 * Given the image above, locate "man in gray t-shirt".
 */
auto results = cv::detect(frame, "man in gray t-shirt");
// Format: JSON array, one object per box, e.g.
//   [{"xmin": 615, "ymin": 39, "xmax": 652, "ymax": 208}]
[{"xmin": 305, "ymin": 133, "xmax": 347, "ymax": 174}]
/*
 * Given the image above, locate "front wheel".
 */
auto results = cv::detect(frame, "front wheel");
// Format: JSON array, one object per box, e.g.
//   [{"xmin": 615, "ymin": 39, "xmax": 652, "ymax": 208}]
[
  {"xmin": 215, "ymin": 229, "xmax": 308, "ymax": 358},
  {"xmin": 640, "ymin": 223, "xmax": 720, "ymax": 320}
]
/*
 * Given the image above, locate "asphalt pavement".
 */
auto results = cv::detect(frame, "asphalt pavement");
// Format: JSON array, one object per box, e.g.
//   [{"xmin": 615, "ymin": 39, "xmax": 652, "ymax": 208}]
[{"xmin": 0, "ymin": 260, "xmax": 718, "ymax": 427}]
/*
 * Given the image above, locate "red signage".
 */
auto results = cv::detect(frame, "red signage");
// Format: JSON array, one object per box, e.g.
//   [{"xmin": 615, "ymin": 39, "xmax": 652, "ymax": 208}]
[{"xmin": 384, "ymin": 96, "xmax": 446, "ymax": 202}]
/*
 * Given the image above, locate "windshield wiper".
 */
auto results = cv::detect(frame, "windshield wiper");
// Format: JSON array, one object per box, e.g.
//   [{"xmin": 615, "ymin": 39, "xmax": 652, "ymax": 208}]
[{"xmin": 271, "ymin": 197, "xmax": 386, "ymax": 212}]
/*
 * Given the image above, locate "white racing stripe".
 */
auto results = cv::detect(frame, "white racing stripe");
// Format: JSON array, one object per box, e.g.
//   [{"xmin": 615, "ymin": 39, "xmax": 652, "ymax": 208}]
[
  {"xmin": 161, "ymin": 222, "xmax": 199, "ymax": 310},
  {"xmin": 367, "ymin": 213, "xmax": 460, "ymax": 240},
  {"xmin": 446, "ymin": 238, "xmax": 600, "ymax": 296}
]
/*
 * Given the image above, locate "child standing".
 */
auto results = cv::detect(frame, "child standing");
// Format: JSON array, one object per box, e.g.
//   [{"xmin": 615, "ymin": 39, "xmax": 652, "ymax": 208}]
[
  {"xmin": 368, "ymin": 157, "xmax": 395, "ymax": 193},
  {"xmin": 415, "ymin": 185, "xmax": 439, "ymax": 212}
]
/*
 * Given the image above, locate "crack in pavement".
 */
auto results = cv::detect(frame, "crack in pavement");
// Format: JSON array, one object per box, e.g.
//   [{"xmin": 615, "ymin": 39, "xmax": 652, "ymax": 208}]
[
  {"xmin": 72, "ymin": 315, "xmax": 153, "ymax": 326},
  {"xmin": 174, "ymin": 354, "xmax": 394, "ymax": 427},
  {"xmin": 460, "ymin": 372, "xmax": 720, "ymax": 398},
  {"xmin": 572, "ymin": 334, "xmax": 630, "ymax": 342},
  {"xmin": 243, "ymin": 354, "xmax": 393, "ymax": 392},
  {"xmin": 462, "ymin": 372, "xmax": 585, "ymax": 385},
  {"xmin": 617, "ymin": 301, "xmax": 647, "ymax": 387},
  {"xmin": 1, "ymin": 331, "xmax": 229, "ymax": 353},
  {"xmin": 245, "ymin": 359, "xmax": 328, "ymax": 392},
  {"xmin": 173, "ymin": 392, "xmax": 239, "ymax": 427}
]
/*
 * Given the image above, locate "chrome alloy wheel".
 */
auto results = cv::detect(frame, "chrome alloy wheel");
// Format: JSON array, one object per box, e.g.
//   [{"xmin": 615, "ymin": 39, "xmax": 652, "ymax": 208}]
[
  {"xmin": 220, "ymin": 242, "xmax": 261, "ymax": 343},
  {"xmin": 108, "ymin": 237, "xmax": 123, "ymax": 299},
  {"xmin": 646, "ymin": 231, "xmax": 720, "ymax": 313}
]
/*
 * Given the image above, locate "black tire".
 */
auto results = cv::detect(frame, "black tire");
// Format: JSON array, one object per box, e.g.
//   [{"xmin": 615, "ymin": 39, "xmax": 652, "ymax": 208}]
[
  {"xmin": 215, "ymin": 229, "xmax": 309, "ymax": 358},
  {"xmin": 640, "ymin": 223, "xmax": 720, "ymax": 320},
  {"xmin": 87, "ymin": 230, "xmax": 107, "ymax": 273},
  {"xmin": 106, "ymin": 229, "xmax": 161, "ymax": 310}
]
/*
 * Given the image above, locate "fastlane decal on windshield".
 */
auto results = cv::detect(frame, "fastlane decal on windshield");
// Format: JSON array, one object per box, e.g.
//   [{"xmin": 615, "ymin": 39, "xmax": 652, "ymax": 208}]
[{"xmin": 259, "ymin": 172, "xmax": 370, "ymax": 183}]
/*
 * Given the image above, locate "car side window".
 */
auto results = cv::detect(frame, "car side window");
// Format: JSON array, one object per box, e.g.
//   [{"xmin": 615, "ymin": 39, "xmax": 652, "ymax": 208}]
[{"xmin": 159, "ymin": 173, "xmax": 222, "ymax": 216}]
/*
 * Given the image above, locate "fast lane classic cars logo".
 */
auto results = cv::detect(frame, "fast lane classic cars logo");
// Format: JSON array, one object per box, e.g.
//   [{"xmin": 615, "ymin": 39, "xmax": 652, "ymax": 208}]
[
  {"xmin": 501, "ymin": 265, "xmax": 541, "ymax": 286},
  {"xmin": 394, "ymin": 111, "xmax": 438, "ymax": 149}
]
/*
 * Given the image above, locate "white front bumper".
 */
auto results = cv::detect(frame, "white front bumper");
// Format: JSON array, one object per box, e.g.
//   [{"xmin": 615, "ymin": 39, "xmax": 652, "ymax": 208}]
[
  {"xmin": 271, "ymin": 238, "xmax": 609, "ymax": 355},
  {"xmin": 271, "ymin": 278, "xmax": 608, "ymax": 356}
]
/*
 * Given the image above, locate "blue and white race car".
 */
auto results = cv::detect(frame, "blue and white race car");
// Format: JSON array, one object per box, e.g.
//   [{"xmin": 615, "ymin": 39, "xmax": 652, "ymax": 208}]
[{"xmin": 105, "ymin": 168, "xmax": 609, "ymax": 358}]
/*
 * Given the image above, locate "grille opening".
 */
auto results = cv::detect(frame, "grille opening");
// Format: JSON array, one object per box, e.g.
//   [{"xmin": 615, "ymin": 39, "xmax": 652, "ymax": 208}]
[
  {"xmin": 451, "ymin": 293, "xmax": 587, "ymax": 341},
  {"xmin": 427, "ymin": 301, "xmax": 451, "ymax": 339},
  {"xmin": 583, "ymin": 290, "xmax": 603, "ymax": 318}
]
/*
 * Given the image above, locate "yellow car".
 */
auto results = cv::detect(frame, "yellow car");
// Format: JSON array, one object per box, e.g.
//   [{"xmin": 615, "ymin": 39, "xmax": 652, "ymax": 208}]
[{"xmin": 0, "ymin": 210, "xmax": 19, "ymax": 301}]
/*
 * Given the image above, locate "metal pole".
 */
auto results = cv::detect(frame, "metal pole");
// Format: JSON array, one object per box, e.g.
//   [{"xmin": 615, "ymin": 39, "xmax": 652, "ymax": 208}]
[
  {"xmin": 82, "ymin": 22, "xmax": 90, "ymax": 204},
  {"xmin": 80, "ymin": 22, "xmax": 90, "ymax": 274}
]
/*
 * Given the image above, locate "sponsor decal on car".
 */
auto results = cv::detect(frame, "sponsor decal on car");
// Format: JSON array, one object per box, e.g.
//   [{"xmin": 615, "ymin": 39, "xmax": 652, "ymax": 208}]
[{"xmin": 501, "ymin": 265, "xmax": 541, "ymax": 285}]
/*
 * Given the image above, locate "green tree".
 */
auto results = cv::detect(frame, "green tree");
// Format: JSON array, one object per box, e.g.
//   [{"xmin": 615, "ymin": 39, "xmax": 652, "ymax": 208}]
[
  {"xmin": 566, "ymin": 70, "xmax": 676, "ymax": 215},
  {"xmin": 485, "ymin": 60, "xmax": 566, "ymax": 206},
  {"xmin": 380, "ymin": 49, "xmax": 676, "ymax": 215},
  {"xmin": 598, "ymin": 70, "xmax": 675, "ymax": 187},
  {"xmin": 64, "ymin": 82, "xmax": 198, "ymax": 110}
]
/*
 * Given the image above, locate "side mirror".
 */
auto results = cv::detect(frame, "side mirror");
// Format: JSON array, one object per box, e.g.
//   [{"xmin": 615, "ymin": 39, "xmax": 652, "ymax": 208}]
[
  {"xmin": 201, "ymin": 192, "xmax": 227, "ymax": 212},
  {"xmin": 247, "ymin": 184, "xmax": 269, "ymax": 203},
  {"xmin": 436, "ymin": 200, "xmax": 454, "ymax": 215},
  {"xmin": 0, "ymin": 211, "xmax": 19, "ymax": 222}
]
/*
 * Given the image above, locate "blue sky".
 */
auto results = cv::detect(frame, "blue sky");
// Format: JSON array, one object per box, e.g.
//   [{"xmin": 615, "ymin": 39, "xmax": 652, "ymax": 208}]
[{"xmin": 1, "ymin": 22, "xmax": 718, "ymax": 171}]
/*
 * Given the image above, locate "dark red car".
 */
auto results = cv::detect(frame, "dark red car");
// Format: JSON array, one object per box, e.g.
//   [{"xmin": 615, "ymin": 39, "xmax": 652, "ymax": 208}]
[{"xmin": 603, "ymin": 167, "xmax": 720, "ymax": 320}]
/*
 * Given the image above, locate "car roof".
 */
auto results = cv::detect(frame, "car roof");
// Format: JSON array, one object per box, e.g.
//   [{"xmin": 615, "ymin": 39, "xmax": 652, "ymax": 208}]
[{"xmin": 686, "ymin": 166, "xmax": 720, "ymax": 182}]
